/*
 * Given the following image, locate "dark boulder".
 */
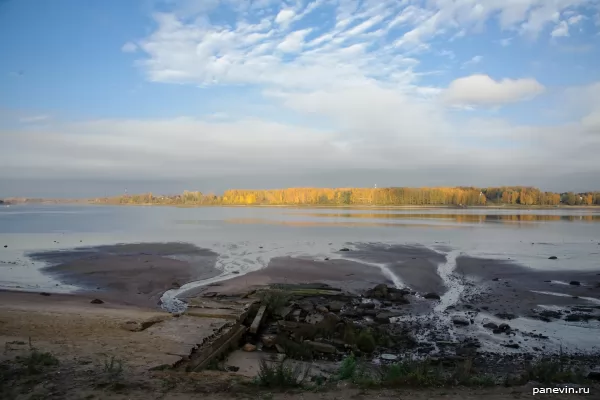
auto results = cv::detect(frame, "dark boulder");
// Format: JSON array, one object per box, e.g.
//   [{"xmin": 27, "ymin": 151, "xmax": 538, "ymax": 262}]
[
  {"xmin": 495, "ymin": 313, "xmax": 516, "ymax": 320},
  {"xmin": 588, "ymin": 371, "xmax": 600, "ymax": 381},
  {"xmin": 423, "ymin": 292, "xmax": 441, "ymax": 300},
  {"xmin": 375, "ymin": 311, "xmax": 403, "ymax": 324},
  {"xmin": 452, "ymin": 316, "xmax": 470, "ymax": 326},
  {"xmin": 365, "ymin": 284, "xmax": 388, "ymax": 299},
  {"xmin": 548, "ymin": 256, "xmax": 558, "ymax": 260},
  {"xmin": 569, "ymin": 281, "xmax": 581, "ymax": 286},
  {"xmin": 483, "ymin": 322, "xmax": 498, "ymax": 330},
  {"xmin": 387, "ymin": 292, "xmax": 410, "ymax": 304},
  {"xmin": 90, "ymin": 299, "xmax": 104, "ymax": 304}
]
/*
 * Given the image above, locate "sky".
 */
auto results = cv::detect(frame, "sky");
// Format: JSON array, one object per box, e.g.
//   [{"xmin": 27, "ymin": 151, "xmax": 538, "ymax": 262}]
[{"xmin": 1, "ymin": 0, "xmax": 599, "ymax": 197}]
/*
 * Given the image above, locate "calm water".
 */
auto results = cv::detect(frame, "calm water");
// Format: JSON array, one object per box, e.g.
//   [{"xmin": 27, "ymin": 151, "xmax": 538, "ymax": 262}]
[{"xmin": 1, "ymin": 204, "xmax": 599, "ymax": 291}]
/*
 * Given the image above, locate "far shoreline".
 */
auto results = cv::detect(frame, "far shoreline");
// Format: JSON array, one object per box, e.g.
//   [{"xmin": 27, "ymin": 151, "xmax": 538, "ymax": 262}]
[{"xmin": 4, "ymin": 200, "xmax": 600, "ymax": 210}]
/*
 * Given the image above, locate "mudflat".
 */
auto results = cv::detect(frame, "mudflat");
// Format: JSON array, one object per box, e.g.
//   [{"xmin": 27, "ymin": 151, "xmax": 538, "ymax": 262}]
[{"xmin": 28, "ymin": 242, "xmax": 220, "ymax": 307}]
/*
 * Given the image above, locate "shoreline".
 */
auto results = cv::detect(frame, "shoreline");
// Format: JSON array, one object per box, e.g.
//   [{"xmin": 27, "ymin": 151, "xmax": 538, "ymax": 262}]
[
  {"xmin": 4, "ymin": 201, "xmax": 600, "ymax": 210},
  {"xmin": 2, "ymin": 240, "xmax": 600, "ymax": 397},
  {"xmin": 7, "ymin": 240, "xmax": 599, "ymax": 354}
]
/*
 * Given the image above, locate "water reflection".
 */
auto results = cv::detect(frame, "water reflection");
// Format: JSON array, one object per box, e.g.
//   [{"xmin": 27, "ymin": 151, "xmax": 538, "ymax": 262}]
[
  {"xmin": 221, "ymin": 218, "xmax": 465, "ymax": 229},
  {"xmin": 286, "ymin": 212, "xmax": 600, "ymax": 224}
]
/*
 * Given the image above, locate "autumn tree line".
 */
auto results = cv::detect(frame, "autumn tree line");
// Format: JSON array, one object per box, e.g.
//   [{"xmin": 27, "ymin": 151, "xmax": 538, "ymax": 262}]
[{"xmin": 91, "ymin": 187, "xmax": 600, "ymax": 207}]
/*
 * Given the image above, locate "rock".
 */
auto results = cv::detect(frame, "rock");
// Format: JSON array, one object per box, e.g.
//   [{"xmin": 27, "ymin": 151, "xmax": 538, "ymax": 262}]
[
  {"xmin": 436, "ymin": 341, "xmax": 458, "ymax": 347},
  {"xmin": 275, "ymin": 306, "xmax": 292, "ymax": 320},
  {"xmin": 496, "ymin": 313, "xmax": 516, "ymax": 320},
  {"xmin": 315, "ymin": 305, "xmax": 329, "ymax": 313},
  {"xmin": 361, "ymin": 309, "xmax": 377, "ymax": 317},
  {"xmin": 366, "ymin": 284, "xmax": 389, "ymax": 299},
  {"xmin": 499, "ymin": 323, "xmax": 511, "ymax": 332},
  {"xmin": 242, "ymin": 343, "xmax": 257, "ymax": 352},
  {"xmin": 299, "ymin": 301, "xmax": 314, "ymax": 314},
  {"xmin": 387, "ymin": 292, "xmax": 410, "ymax": 303},
  {"xmin": 305, "ymin": 313, "xmax": 325, "ymax": 325},
  {"xmin": 3, "ymin": 245, "xmax": 6, "ymax": 248},
  {"xmin": 380, "ymin": 354, "xmax": 398, "ymax": 361},
  {"xmin": 324, "ymin": 312, "xmax": 341, "ymax": 325},
  {"xmin": 39, "ymin": 292, "xmax": 51, "ymax": 296},
  {"xmin": 324, "ymin": 257, "xmax": 329, "ymax": 261},
  {"xmin": 538, "ymin": 310, "xmax": 562, "ymax": 319},
  {"xmin": 569, "ymin": 281, "xmax": 581, "ymax": 286},
  {"xmin": 341, "ymin": 310, "xmax": 360, "ymax": 318},
  {"xmin": 548, "ymin": 256, "xmax": 558, "ymax": 260},
  {"xmin": 424, "ymin": 292, "xmax": 441, "ymax": 300},
  {"xmin": 358, "ymin": 302, "xmax": 375, "ymax": 310},
  {"xmin": 452, "ymin": 316, "xmax": 470, "ymax": 326},
  {"xmin": 290, "ymin": 309, "xmax": 302, "ymax": 321},
  {"xmin": 483, "ymin": 322, "xmax": 499, "ymax": 330},
  {"xmin": 90, "ymin": 299, "xmax": 104, "ymax": 304},
  {"xmin": 261, "ymin": 334, "xmax": 277, "ymax": 348},
  {"xmin": 503, "ymin": 343, "xmax": 520, "ymax": 349},
  {"xmin": 304, "ymin": 340, "xmax": 336, "ymax": 354},
  {"xmin": 375, "ymin": 311, "xmax": 403, "ymax": 323},
  {"xmin": 171, "ymin": 282, "xmax": 181, "ymax": 288},
  {"xmin": 587, "ymin": 370, "xmax": 600, "ymax": 381},
  {"xmin": 226, "ymin": 366, "xmax": 240, "ymax": 372},
  {"xmin": 275, "ymin": 344, "xmax": 285, "ymax": 353},
  {"xmin": 328, "ymin": 301, "xmax": 345, "ymax": 312},
  {"xmin": 564, "ymin": 314, "xmax": 591, "ymax": 322},
  {"xmin": 339, "ymin": 248, "xmax": 351, "ymax": 252},
  {"xmin": 492, "ymin": 278, "xmax": 500, "ymax": 281}
]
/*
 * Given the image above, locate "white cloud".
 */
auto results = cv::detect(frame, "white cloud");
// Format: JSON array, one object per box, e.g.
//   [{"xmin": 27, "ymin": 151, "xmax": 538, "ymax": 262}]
[
  {"xmin": 3, "ymin": 1, "xmax": 599, "ymax": 190},
  {"xmin": 121, "ymin": 41, "xmax": 138, "ymax": 53},
  {"xmin": 462, "ymin": 55, "xmax": 483, "ymax": 68},
  {"xmin": 443, "ymin": 74, "xmax": 545, "ymax": 107},
  {"xmin": 568, "ymin": 14, "xmax": 585, "ymax": 25},
  {"xmin": 551, "ymin": 20, "xmax": 570, "ymax": 37},
  {"xmin": 277, "ymin": 28, "xmax": 312, "ymax": 53},
  {"xmin": 275, "ymin": 8, "xmax": 295, "ymax": 25}
]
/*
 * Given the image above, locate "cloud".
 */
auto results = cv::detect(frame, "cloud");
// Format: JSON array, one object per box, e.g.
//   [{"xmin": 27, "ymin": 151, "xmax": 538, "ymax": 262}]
[
  {"xmin": 277, "ymin": 28, "xmax": 312, "ymax": 53},
  {"xmin": 275, "ymin": 8, "xmax": 295, "ymax": 25},
  {"xmin": 392, "ymin": 0, "xmax": 592, "ymax": 45},
  {"xmin": 551, "ymin": 21, "xmax": 570, "ymax": 37},
  {"xmin": 443, "ymin": 74, "xmax": 546, "ymax": 107},
  {"xmin": 121, "ymin": 41, "xmax": 138, "ymax": 53},
  {"xmin": 3, "ymin": 0, "xmax": 599, "ymax": 192},
  {"xmin": 461, "ymin": 55, "xmax": 483, "ymax": 68}
]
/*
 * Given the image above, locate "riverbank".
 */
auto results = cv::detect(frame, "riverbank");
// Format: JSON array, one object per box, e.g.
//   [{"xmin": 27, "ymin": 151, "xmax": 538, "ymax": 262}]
[
  {"xmin": 4, "ymin": 199, "xmax": 600, "ymax": 210},
  {"xmin": 2, "ymin": 240, "xmax": 600, "ymax": 399}
]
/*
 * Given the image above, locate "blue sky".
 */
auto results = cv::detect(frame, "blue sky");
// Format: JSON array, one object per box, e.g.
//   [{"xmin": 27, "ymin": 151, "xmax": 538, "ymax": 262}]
[{"xmin": 1, "ymin": 0, "xmax": 599, "ymax": 196}]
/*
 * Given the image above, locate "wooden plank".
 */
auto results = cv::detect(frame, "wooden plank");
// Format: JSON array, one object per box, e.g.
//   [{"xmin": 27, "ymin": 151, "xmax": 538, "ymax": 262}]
[
  {"xmin": 191, "ymin": 324, "xmax": 247, "ymax": 371},
  {"xmin": 250, "ymin": 305, "xmax": 267, "ymax": 334}
]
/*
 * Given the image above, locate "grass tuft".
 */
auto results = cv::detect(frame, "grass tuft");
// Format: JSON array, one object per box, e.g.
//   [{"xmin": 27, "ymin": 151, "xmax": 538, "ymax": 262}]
[
  {"xmin": 258, "ymin": 289, "xmax": 291, "ymax": 313},
  {"xmin": 255, "ymin": 358, "xmax": 311, "ymax": 389}
]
